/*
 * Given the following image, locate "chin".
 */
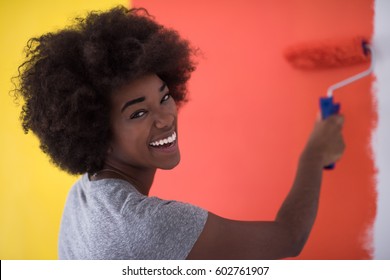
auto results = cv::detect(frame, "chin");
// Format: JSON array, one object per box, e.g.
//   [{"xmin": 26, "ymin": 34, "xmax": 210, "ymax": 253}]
[{"xmin": 159, "ymin": 155, "xmax": 181, "ymax": 170}]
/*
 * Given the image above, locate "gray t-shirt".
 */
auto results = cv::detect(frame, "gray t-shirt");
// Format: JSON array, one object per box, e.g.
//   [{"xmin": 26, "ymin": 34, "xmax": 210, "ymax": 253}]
[{"xmin": 58, "ymin": 174, "xmax": 208, "ymax": 259}]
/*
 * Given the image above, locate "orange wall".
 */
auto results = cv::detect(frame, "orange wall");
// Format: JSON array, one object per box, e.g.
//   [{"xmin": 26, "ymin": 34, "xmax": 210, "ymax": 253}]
[{"xmin": 134, "ymin": 0, "xmax": 376, "ymax": 259}]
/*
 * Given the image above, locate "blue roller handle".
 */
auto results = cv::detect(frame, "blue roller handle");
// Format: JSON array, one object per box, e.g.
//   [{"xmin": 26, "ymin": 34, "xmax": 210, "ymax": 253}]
[{"xmin": 320, "ymin": 97, "xmax": 340, "ymax": 170}]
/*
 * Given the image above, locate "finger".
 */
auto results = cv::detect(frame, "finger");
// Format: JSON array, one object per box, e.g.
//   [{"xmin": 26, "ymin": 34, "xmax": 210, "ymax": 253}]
[
  {"xmin": 337, "ymin": 115, "xmax": 345, "ymax": 125},
  {"xmin": 326, "ymin": 115, "xmax": 345, "ymax": 128}
]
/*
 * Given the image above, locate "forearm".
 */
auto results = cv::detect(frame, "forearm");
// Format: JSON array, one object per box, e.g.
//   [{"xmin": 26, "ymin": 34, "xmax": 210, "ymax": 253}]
[
  {"xmin": 275, "ymin": 151, "xmax": 324, "ymax": 254},
  {"xmin": 189, "ymin": 116, "xmax": 344, "ymax": 260}
]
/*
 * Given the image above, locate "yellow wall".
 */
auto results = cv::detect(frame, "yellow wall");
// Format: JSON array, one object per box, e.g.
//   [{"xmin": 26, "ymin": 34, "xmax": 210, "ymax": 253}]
[{"xmin": 0, "ymin": 0, "xmax": 129, "ymax": 260}]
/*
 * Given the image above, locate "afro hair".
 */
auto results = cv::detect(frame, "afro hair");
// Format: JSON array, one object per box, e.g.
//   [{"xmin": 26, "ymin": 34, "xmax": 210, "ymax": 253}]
[{"xmin": 14, "ymin": 6, "xmax": 197, "ymax": 175}]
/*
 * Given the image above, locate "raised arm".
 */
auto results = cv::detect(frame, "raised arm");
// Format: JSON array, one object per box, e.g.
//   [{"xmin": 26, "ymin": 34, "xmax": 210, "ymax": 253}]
[{"xmin": 187, "ymin": 115, "xmax": 345, "ymax": 259}]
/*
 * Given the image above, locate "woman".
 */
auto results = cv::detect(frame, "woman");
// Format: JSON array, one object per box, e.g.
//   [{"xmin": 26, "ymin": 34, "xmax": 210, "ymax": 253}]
[{"xmin": 15, "ymin": 6, "xmax": 345, "ymax": 259}]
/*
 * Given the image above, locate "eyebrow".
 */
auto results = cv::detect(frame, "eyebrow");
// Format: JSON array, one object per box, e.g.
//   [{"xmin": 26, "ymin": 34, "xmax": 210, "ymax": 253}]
[
  {"xmin": 120, "ymin": 82, "xmax": 168, "ymax": 113},
  {"xmin": 121, "ymin": 97, "xmax": 145, "ymax": 113},
  {"xmin": 159, "ymin": 82, "xmax": 167, "ymax": 92}
]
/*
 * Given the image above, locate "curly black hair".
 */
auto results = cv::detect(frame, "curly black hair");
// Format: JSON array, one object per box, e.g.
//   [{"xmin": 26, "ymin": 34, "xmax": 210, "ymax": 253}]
[{"xmin": 14, "ymin": 6, "xmax": 197, "ymax": 175}]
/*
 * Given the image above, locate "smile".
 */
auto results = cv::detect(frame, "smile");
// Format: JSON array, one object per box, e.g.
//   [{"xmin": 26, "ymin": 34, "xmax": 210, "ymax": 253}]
[{"xmin": 149, "ymin": 131, "xmax": 177, "ymax": 147}]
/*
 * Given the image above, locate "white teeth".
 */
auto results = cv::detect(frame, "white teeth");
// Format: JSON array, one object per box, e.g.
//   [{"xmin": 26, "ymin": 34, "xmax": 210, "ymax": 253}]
[{"xmin": 150, "ymin": 131, "xmax": 176, "ymax": 147}]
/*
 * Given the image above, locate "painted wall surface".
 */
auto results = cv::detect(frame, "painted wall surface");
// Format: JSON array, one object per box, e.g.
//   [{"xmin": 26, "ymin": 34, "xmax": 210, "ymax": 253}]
[
  {"xmin": 134, "ymin": 0, "xmax": 377, "ymax": 259},
  {"xmin": 0, "ymin": 0, "xmax": 128, "ymax": 260},
  {"xmin": 1, "ymin": 0, "xmax": 386, "ymax": 260},
  {"xmin": 373, "ymin": 0, "xmax": 390, "ymax": 260}
]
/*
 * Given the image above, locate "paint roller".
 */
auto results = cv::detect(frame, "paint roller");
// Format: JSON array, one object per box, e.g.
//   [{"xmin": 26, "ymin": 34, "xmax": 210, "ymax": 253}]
[{"xmin": 284, "ymin": 36, "xmax": 374, "ymax": 169}]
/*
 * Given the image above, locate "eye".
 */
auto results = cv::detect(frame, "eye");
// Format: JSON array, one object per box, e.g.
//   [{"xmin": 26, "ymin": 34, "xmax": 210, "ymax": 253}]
[
  {"xmin": 161, "ymin": 93, "xmax": 171, "ymax": 103},
  {"xmin": 130, "ymin": 110, "xmax": 147, "ymax": 119}
]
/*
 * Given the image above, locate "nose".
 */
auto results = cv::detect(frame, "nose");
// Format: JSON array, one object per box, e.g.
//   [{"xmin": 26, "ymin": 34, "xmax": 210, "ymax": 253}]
[{"xmin": 154, "ymin": 111, "xmax": 174, "ymax": 129}]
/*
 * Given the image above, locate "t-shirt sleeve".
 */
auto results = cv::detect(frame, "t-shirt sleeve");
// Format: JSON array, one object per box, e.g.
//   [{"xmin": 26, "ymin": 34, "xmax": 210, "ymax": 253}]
[{"xmin": 121, "ymin": 195, "xmax": 208, "ymax": 260}]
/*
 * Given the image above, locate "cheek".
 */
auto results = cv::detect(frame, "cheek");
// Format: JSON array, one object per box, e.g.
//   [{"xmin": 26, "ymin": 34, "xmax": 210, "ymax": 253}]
[
  {"xmin": 171, "ymin": 100, "xmax": 178, "ymax": 114},
  {"xmin": 111, "ymin": 124, "xmax": 149, "ymax": 157}
]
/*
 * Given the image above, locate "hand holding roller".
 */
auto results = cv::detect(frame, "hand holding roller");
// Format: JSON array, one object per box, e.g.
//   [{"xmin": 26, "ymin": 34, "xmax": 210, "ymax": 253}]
[{"xmin": 285, "ymin": 36, "xmax": 374, "ymax": 170}]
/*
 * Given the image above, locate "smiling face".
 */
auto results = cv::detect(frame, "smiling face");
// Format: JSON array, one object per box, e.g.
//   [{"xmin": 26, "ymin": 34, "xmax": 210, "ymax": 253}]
[{"xmin": 106, "ymin": 74, "xmax": 180, "ymax": 171}]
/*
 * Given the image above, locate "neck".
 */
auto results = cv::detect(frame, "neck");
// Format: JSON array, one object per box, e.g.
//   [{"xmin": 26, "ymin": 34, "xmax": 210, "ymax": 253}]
[{"xmin": 100, "ymin": 161, "xmax": 156, "ymax": 196}]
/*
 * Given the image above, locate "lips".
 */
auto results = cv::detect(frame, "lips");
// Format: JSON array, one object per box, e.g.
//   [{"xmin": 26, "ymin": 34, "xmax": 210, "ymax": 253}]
[
  {"xmin": 149, "ymin": 131, "xmax": 177, "ymax": 147},
  {"xmin": 149, "ymin": 131, "xmax": 178, "ymax": 153}
]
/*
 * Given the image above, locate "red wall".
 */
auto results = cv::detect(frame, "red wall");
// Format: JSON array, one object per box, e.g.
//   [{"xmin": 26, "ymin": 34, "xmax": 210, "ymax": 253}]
[{"xmin": 134, "ymin": 0, "xmax": 376, "ymax": 259}]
